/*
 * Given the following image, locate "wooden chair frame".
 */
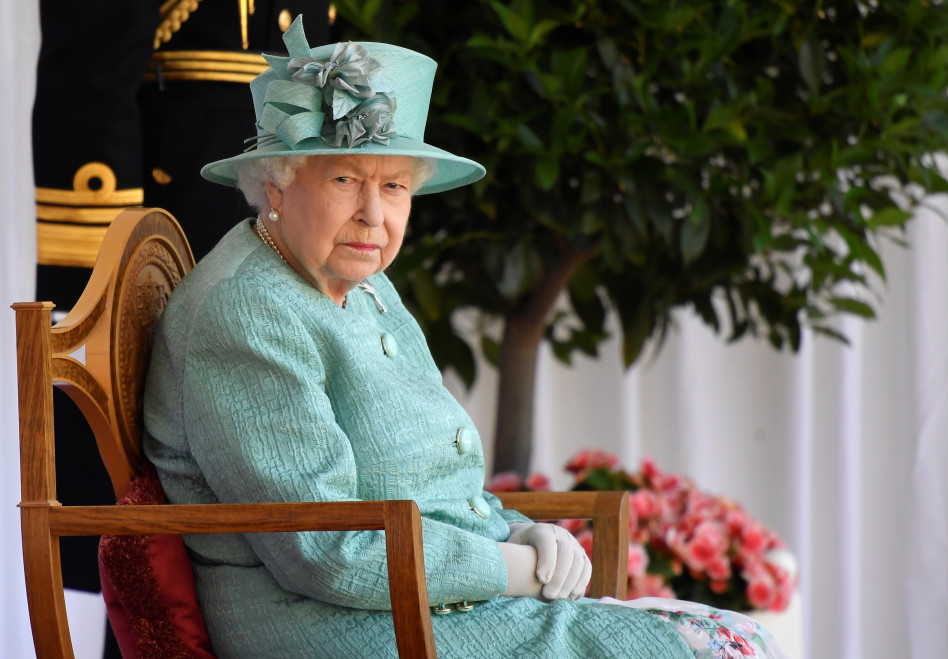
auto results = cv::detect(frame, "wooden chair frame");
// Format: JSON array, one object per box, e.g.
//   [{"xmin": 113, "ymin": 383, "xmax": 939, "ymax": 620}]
[{"xmin": 14, "ymin": 208, "xmax": 628, "ymax": 659}]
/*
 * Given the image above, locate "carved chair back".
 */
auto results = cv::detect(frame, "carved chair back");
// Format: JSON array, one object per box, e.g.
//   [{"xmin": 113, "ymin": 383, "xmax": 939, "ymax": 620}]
[{"xmin": 14, "ymin": 208, "xmax": 194, "ymax": 657}]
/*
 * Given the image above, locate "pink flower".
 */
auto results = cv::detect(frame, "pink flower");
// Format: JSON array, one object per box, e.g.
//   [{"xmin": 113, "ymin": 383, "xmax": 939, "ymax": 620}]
[
  {"xmin": 557, "ymin": 518, "xmax": 587, "ymax": 535},
  {"xmin": 707, "ymin": 555, "xmax": 732, "ymax": 581},
  {"xmin": 565, "ymin": 450, "xmax": 618, "ymax": 474},
  {"xmin": 641, "ymin": 457, "xmax": 661, "ymax": 482},
  {"xmin": 709, "ymin": 579, "xmax": 730, "ymax": 594},
  {"xmin": 550, "ymin": 454, "xmax": 796, "ymax": 612},
  {"xmin": 739, "ymin": 521, "xmax": 767, "ymax": 554},
  {"xmin": 525, "ymin": 473, "xmax": 550, "ymax": 491},
  {"xmin": 737, "ymin": 552, "xmax": 766, "ymax": 580},
  {"xmin": 486, "ymin": 471, "xmax": 522, "ymax": 492},
  {"xmin": 657, "ymin": 473, "xmax": 681, "ymax": 493},
  {"xmin": 630, "ymin": 489, "xmax": 659, "ymax": 519},
  {"xmin": 769, "ymin": 585, "xmax": 792, "ymax": 613},
  {"xmin": 746, "ymin": 574, "xmax": 776, "ymax": 610},
  {"xmin": 725, "ymin": 509, "xmax": 750, "ymax": 535},
  {"xmin": 627, "ymin": 543, "xmax": 649, "ymax": 577},
  {"xmin": 575, "ymin": 529, "xmax": 594, "ymax": 558},
  {"xmin": 684, "ymin": 522, "xmax": 728, "ymax": 570},
  {"xmin": 645, "ymin": 575, "xmax": 676, "ymax": 599}
]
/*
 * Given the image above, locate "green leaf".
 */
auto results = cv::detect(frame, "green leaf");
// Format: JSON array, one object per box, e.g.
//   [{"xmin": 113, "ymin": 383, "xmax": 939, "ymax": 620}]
[
  {"xmin": 481, "ymin": 335, "xmax": 501, "ymax": 367},
  {"xmin": 880, "ymin": 47, "xmax": 912, "ymax": 76},
  {"xmin": 811, "ymin": 324, "xmax": 851, "ymax": 344},
  {"xmin": 515, "ymin": 125, "xmax": 543, "ymax": 149},
  {"xmin": 412, "ymin": 268, "xmax": 442, "ymax": 321},
  {"xmin": 488, "ymin": 1, "xmax": 529, "ymax": 43},
  {"xmin": 798, "ymin": 35, "xmax": 826, "ymax": 93},
  {"xmin": 867, "ymin": 207, "xmax": 911, "ymax": 228},
  {"xmin": 621, "ymin": 310, "xmax": 653, "ymax": 368},
  {"xmin": 680, "ymin": 201, "xmax": 711, "ymax": 263},
  {"xmin": 528, "ymin": 19, "xmax": 561, "ymax": 49},
  {"xmin": 829, "ymin": 297, "xmax": 876, "ymax": 318},
  {"xmin": 701, "ymin": 106, "xmax": 747, "ymax": 143},
  {"xmin": 534, "ymin": 159, "xmax": 560, "ymax": 191}
]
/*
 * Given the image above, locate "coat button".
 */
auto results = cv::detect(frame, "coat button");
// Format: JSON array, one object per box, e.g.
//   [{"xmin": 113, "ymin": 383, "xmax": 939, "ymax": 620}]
[
  {"xmin": 455, "ymin": 427, "xmax": 473, "ymax": 455},
  {"xmin": 381, "ymin": 333, "xmax": 399, "ymax": 359},
  {"xmin": 469, "ymin": 495, "xmax": 492, "ymax": 519}
]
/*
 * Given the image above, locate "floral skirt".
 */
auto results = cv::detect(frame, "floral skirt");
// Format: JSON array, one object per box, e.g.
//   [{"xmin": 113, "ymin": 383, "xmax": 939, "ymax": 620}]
[{"xmin": 597, "ymin": 597, "xmax": 788, "ymax": 659}]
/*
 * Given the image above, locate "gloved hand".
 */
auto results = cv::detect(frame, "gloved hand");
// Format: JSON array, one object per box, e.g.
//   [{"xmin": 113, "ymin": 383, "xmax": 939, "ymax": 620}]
[
  {"xmin": 498, "ymin": 542, "xmax": 544, "ymax": 598},
  {"xmin": 505, "ymin": 522, "xmax": 592, "ymax": 600}
]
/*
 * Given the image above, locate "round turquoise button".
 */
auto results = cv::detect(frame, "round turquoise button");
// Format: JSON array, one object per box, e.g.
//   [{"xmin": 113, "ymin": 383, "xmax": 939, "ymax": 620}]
[
  {"xmin": 381, "ymin": 333, "xmax": 399, "ymax": 359},
  {"xmin": 455, "ymin": 427, "xmax": 474, "ymax": 455},
  {"xmin": 469, "ymin": 495, "xmax": 492, "ymax": 519}
]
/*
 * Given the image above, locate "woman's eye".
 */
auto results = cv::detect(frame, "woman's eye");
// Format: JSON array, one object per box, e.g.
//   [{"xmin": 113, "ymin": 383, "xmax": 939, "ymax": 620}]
[{"xmin": 335, "ymin": 176, "xmax": 350, "ymax": 183}]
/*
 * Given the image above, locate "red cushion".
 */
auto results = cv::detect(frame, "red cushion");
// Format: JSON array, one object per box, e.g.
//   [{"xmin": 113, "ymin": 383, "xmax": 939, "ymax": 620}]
[{"xmin": 98, "ymin": 462, "xmax": 215, "ymax": 659}]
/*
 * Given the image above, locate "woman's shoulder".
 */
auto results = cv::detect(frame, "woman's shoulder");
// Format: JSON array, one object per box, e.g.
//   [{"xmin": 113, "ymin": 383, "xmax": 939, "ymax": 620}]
[{"xmin": 173, "ymin": 223, "xmax": 319, "ymax": 310}]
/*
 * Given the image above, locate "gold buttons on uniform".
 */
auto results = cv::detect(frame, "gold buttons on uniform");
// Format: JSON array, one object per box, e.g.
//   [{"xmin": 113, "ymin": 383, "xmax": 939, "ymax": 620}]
[{"xmin": 278, "ymin": 9, "xmax": 293, "ymax": 32}]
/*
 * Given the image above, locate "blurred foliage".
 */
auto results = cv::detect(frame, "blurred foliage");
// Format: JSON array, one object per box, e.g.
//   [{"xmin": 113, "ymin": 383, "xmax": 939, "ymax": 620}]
[{"xmin": 333, "ymin": 0, "xmax": 948, "ymax": 387}]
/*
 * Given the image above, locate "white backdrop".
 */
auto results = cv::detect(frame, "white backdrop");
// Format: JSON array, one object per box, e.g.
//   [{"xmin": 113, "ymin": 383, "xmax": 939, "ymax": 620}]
[{"xmin": 3, "ymin": 2, "xmax": 946, "ymax": 658}]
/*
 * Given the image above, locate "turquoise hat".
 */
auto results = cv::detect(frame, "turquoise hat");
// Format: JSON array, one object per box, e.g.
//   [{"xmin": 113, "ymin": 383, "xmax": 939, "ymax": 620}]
[{"xmin": 201, "ymin": 15, "xmax": 485, "ymax": 195}]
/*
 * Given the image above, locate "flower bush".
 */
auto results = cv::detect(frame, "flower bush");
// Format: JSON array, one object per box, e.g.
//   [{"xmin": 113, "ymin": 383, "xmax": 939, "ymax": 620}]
[{"xmin": 487, "ymin": 452, "xmax": 797, "ymax": 613}]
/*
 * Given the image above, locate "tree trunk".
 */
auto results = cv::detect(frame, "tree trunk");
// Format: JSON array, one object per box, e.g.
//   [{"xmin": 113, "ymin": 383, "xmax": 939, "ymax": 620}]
[
  {"xmin": 490, "ymin": 244, "xmax": 599, "ymax": 476},
  {"xmin": 492, "ymin": 311, "xmax": 545, "ymax": 475}
]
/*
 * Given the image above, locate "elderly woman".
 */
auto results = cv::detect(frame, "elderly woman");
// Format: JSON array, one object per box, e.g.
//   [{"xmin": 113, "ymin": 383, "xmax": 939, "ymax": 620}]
[{"xmin": 144, "ymin": 16, "xmax": 784, "ymax": 659}]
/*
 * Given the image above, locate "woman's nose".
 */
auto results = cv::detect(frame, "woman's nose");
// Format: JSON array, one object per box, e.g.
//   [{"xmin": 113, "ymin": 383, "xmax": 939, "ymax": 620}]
[{"xmin": 357, "ymin": 186, "xmax": 384, "ymax": 227}]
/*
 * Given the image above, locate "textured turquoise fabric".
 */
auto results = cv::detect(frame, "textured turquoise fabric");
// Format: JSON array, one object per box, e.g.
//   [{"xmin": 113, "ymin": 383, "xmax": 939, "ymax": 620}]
[{"xmin": 143, "ymin": 221, "xmax": 691, "ymax": 658}]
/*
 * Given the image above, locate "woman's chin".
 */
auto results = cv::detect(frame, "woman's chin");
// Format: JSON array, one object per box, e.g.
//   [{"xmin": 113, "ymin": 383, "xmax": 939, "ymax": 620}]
[{"xmin": 323, "ymin": 263, "xmax": 382, "ymax": 289}]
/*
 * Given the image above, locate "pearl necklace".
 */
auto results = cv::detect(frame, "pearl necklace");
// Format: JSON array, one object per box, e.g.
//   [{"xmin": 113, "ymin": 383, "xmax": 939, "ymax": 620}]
[{"xmin": 254, "ymin": 217, "xmax": 285, "ymax": 261}]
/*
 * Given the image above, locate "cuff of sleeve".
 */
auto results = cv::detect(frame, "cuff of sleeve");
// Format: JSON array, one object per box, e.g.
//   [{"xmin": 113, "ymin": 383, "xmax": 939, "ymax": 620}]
[{"xmin": 423, "ymin": 522, "xmax": 508, "ymax": 605}]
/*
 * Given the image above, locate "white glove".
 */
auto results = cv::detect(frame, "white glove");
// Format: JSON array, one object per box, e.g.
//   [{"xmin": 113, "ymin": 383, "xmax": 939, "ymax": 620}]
[
  {"xmin": 506, "ymin": 522, "xmax": 592, "ymax": 600},
  {"xmin": 498, "ymin": 542, "xmax": 544, "ymax": 598}
]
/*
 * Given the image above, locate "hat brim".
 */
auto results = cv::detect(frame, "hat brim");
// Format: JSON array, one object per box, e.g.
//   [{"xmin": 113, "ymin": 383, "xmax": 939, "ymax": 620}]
[{"xmin": 201, "ymin": 135, "xmax": 485, "ymax": 196}]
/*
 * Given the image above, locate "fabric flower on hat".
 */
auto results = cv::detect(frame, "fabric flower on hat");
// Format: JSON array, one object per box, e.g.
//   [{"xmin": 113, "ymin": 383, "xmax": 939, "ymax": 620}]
[
  {"xmin": 288, "ymin": 41, "xmax": 393, "ymax": 119},
  {"xmin": 322, "ymin": 94, "xmax": 397, "ymax": 148}
]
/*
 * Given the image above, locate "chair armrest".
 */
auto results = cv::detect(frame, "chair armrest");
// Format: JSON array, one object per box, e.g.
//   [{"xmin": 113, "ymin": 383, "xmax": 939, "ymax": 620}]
[
  {"xmin": 495, "ymin": 491, "xmax": 629, "ymax": 599},
  {"xmin": 48, "ymin": 500, "xmax": 437, "ymax": 659}
]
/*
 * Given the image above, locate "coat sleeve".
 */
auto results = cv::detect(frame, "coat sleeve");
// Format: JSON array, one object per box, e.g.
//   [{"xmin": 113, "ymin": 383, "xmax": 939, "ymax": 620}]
[{"xmin": 181, "ymin": 280, "xmax": 508, "ymax": 610}]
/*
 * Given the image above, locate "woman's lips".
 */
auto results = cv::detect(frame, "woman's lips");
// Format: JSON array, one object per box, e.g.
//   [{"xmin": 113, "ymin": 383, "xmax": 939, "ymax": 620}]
[{"xmin": 345, "ymin": 242, "xmax": 379, "ymax": 252}]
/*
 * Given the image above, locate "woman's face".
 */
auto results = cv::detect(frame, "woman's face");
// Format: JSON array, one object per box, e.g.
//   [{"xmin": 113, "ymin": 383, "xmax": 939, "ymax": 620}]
[{"xmin": 265, "ymin": 154, "xmax": 413, "ymax": 304}]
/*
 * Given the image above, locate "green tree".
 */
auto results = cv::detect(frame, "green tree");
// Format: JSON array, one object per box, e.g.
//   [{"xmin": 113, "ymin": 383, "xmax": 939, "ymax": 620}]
[{"xmin": 334, "ymin": 0, "xmax": 948, "ymax": 475}]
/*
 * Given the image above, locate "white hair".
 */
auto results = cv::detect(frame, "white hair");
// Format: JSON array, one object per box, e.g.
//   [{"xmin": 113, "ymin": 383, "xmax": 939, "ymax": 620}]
[
  {"xmin": 235, "ymin": 155, "xmax": 439, "ymax": 213},
  {"xmin": 235, "ymin": 156, "xmax": 307, "ymax": 214}
]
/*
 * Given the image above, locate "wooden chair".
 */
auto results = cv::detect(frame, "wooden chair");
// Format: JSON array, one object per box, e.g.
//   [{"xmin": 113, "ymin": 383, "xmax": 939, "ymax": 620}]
[{"xmin": 13, "ymin": 207, "xmax": 628, "ymax": 659}]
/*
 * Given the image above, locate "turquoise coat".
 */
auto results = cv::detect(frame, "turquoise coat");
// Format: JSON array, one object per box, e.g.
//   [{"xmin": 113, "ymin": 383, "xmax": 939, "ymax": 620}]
[{"xmin": 143, "ymin": 221, "xmax": 689, "ymax": 658}]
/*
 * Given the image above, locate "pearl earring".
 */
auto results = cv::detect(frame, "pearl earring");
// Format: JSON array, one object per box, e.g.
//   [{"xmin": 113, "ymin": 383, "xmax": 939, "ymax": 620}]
[{"xmin": 268, "ymin": 208, "xmax": 280, "ymax": 222}]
